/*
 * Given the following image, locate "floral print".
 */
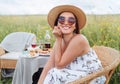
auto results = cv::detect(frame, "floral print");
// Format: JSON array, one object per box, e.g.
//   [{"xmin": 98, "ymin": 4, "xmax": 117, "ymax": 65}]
[{"xmin": 43, "ymin": 48, "xmax": 106, "ymax": 84}]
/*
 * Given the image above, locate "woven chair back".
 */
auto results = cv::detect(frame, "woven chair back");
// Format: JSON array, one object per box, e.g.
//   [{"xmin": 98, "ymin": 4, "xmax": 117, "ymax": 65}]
[{"xmin": 93, "ymin": 46, "xmax": 120, "ymax": 84}]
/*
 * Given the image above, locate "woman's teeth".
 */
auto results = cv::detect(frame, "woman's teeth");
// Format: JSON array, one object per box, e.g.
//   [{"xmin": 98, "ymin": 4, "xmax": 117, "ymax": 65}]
[{"xmin": 63, "ymin": 26, "xmax": 70, "ymax": 30}]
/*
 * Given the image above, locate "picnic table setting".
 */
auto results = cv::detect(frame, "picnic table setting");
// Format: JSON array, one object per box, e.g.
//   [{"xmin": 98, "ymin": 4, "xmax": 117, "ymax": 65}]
[
  {"xmin": 21, "ymin": 30, "xmax": 52, "ymax": 58},
  {"xmin": 12, "ymin": 40, "xmax": 52, "ymax": 84},
  {"xmin": 22, "ymin": 44, "xmax": 52, "ymax": 58}
]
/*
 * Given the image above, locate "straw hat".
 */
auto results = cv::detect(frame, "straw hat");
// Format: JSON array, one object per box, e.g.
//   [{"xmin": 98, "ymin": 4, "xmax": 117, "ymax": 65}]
[{"xmin": 47, "ymin": 5, "xmax": 86, "ymax": 29}]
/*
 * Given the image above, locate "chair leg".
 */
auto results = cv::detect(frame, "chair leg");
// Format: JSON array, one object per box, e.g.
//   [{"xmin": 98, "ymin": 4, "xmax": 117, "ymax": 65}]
[{"xmin": 105, "ymin": 69, "xmax": 116, "ymax": 84}]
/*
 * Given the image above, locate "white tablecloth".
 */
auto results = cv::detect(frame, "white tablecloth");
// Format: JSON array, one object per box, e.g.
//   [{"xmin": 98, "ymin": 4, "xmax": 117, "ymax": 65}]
[{"xmin": 12, "ymin": 56, "xmax": 49, "ymax": 84}]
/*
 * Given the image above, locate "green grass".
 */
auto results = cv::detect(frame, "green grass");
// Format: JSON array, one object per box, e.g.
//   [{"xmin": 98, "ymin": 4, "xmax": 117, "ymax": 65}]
[
  {"xmin": 0, "ymin": 14, "xmax": 120, "ymax": 84},
  {"xmin": 0, "ymin": 77, "xmax": 12, "ymax": 84}
]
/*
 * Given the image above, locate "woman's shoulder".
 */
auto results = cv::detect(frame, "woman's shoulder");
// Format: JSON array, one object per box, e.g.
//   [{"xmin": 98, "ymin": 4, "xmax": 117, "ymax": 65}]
[
  {"xmin": 73, "ymin": 34, "xmax": 88, "ymax": 42},
  {"xmin": 73, "ymin": 34, "xmax": 91, "ymax": 55},
  {"xmin": 72, "ymin": 34, "xmax": 90, "ymax": 47}
]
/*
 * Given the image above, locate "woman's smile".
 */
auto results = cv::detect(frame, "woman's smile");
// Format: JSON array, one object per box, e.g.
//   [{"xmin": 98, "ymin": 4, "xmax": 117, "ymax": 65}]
[{"xmin": 61, "ymin": 25, "xmax": 71, "ymax": 30}]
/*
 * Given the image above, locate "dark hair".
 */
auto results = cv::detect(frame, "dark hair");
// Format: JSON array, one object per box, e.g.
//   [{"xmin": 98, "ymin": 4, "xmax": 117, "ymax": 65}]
[{"xmin": 54, "ymin": 12, "xmax": 80, "ymax": 34}]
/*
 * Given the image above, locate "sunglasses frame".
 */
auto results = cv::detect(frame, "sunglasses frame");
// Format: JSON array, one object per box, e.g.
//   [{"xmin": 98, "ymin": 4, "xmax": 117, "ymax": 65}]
[{"xmin": 58, "ymin": 16, "xmax": 76, "ymax": 25}]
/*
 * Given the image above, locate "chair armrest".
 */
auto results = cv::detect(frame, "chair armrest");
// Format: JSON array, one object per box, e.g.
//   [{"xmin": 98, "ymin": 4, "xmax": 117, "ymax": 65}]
[
  {"xmin": 0, "ymin": 46, "xmax": 5, "ymax": 56},
  {"xmin": 68, "ymin": 57, "xmax": 120, "ymax": 84},
  {"xmin": 68, "ymin": 68, "xmax": 107, "ymax": 84}
]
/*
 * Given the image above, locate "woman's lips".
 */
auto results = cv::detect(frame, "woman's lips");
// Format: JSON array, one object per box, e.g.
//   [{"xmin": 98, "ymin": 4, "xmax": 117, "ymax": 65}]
[{"xmin": 62, "ymin": 26, "xmax": 70, "ymax": 30}]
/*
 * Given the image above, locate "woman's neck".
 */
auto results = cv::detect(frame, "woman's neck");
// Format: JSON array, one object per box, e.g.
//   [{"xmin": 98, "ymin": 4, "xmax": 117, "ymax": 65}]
[{"xmin": 63, "ymin": 33, "xmax": 74, "ymax": 45}]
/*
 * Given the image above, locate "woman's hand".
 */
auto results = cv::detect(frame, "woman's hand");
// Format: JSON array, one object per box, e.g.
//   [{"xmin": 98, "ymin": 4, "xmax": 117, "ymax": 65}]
[{"xmin": 52, "ymin": 26, "xmax": 62, "ymax": 38}]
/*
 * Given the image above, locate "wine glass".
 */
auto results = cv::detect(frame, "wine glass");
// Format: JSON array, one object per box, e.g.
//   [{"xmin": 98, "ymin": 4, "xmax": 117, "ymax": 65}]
[{"xmin": 31, "ymin": 42, "xmax": 37, "ymax": 48}]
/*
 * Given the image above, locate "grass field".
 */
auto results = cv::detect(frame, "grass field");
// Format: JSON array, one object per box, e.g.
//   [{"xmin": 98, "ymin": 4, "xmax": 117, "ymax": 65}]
[
  {"xmin": 0, "ymin": 77, "xmax": 12, "ymax": 84},
  {"xmin": 0, "ymin": 14, "xmax": 120, "ymax": 84}
]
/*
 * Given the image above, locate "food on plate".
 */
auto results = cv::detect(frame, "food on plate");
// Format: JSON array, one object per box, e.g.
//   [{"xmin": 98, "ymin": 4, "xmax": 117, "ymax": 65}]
[
  {"xmin": 48, "ymin": 48, "xmax": 52, "ymax": 52},
  {"xmin": 40, "ymin": 50, "xmax": 49, "ymax": 54},
  {"xmin": 27, "ymin": 46, "xmax": 52, "ymax": 56},
  {"xmin": 37, "ymin": 48, "xmax": 52, "ymax": 54},
  {"xmin": 28, "ymin": 47, "xmax": 38, "ymax": 57},
  {"xmin": 29, "ymin": 50, "xmax": 36, "ymax": 57}
]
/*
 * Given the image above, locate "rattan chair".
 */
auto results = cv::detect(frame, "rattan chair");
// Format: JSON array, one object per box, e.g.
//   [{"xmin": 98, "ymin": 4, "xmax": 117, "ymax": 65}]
[{"xmin": 68, "ymin": 46, "xmax": 120, "ymax": 84}]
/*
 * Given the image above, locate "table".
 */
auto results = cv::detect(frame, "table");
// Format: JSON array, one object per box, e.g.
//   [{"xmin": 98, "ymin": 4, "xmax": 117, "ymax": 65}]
[{"xmin": 12, "ymin": 55, "xmax": 49, "ymax": 84}]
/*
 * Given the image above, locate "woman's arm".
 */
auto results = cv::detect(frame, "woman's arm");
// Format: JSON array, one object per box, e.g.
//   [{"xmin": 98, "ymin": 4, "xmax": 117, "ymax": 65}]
[
  {"xmin": 52, "ymin": 26, "xmax": 63, "ymax": 68},
  {"xmin": 37, "ymin": 49, "xmax": 55, "ymax": 84},
  {"xmin": 54, "ymin": 38, "xmax": 63, "ymax": 67},
  {"xmin": 55, "ymin": 34, "xmax": 90, "ymax": 68},
  {"xmin": 38, "ymin": 26, "xmax": 62, "ymax": 84}
]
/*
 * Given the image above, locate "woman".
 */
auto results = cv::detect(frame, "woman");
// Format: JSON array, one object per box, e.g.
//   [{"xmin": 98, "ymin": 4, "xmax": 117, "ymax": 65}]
[{"xmin": 38, "ymin": 5, "xmax": 106, "ymax": 84}]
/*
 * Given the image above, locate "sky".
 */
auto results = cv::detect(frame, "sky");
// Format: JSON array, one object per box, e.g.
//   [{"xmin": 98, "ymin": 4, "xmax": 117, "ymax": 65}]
[{"xmin": 0, "ymin": 0, "xmax": 120, "ymax": 15}]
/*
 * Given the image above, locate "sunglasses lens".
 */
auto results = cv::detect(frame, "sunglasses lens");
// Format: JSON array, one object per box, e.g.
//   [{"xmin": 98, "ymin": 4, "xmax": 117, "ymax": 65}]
[
  {"xmin": 58, "ymin": 16, "xmax": 65, "ymax": 24},
  {"xmin": 58, "ymin": 16, "xmax": 76, "ymax": 25},
  {"xmin": 68, "ymin": 17, "xmax": 76, "ymax": 25}
]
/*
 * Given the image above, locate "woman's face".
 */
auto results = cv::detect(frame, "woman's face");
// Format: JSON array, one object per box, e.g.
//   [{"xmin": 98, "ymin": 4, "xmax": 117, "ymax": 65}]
[{"xmin": 57, "ymin": 12, "xmax": 76, "ymax": 34}]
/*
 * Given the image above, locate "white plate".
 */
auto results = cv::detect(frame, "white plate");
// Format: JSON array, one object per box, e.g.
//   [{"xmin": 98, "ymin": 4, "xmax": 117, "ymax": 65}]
[
  {"xmin": 39, "ymin": 53, "xmax": 50, "ymax": 57},
  {"xmin": 21, "ymin": 53, "xmax": 39, "ymax": 58}
]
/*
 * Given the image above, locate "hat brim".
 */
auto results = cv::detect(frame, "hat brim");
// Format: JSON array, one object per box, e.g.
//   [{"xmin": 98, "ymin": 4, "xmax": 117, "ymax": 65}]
[{"xmin": 47, "ymin": 5, "xmax": 86, "ymax": 30}]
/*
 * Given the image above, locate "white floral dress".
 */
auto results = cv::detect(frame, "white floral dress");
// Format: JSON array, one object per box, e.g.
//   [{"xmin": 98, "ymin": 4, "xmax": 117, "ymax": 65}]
[{"xmin": 43, "ymin": 48, "xmax": 106, "ymax": 84}]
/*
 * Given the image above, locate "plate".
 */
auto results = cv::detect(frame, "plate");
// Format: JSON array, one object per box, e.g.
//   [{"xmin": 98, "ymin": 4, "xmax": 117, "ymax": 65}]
[
  {"xmin": 39, "ymin": 53, "xmax": 50, "ymax": 57},
  {"xmin": 21, "ymin": 53, "xmax": 39, "ymax": 58}
]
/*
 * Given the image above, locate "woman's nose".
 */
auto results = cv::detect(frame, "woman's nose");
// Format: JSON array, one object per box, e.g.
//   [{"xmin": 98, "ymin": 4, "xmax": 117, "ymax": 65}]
[{"xmin": 64, "ymin": 19, "xmax": 68, "ymax": 25}]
